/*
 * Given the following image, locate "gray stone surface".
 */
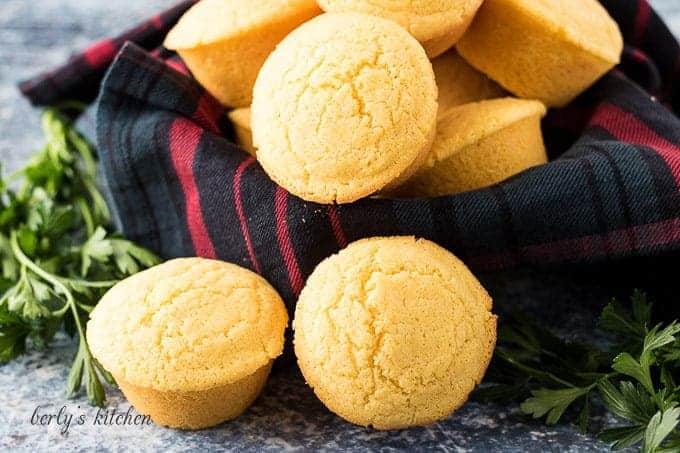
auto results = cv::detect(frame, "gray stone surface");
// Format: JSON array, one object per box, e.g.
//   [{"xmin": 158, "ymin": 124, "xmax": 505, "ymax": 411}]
[
  {"xmin": 0, "ymin": 268, "xmax": 629, "ymax": 453},
  {"xmin": 0, "ymin": 1, "xmax": 678, "ymax": 452},
  {"xmin": 651, "ymin": 0, "xmax": 680, "ymax": 36}
]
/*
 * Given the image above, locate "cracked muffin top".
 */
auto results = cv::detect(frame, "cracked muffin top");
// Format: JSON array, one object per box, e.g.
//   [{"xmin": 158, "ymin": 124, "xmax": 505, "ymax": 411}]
[
  {"xmin": 251, "ymin": 13, "xmax": 437, "ymax": 204},
  {"xmin": 87, "ymin": 258, "xmax": 288, "ymax": 392},
  {"xmin": 293, "ymin": 236, "xmax": 496, "ymax": 429}
]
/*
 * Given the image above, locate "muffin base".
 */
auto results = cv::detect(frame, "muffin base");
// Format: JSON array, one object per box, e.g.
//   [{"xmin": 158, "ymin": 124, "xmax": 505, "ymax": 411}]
[
  {"xmin": 456, "ymin": 0, "xmax": 621, "ymax": 107},
  {"xmin": 116, "ymin": 362, "xmax": 272, "ymax": 430},
  {"xmin": 392, "ymin": 114, "xmax": 547, "ymax": 197},
  {"xmin": 432, "ymin": 50, "xmax": 506, "ymax": 119}
]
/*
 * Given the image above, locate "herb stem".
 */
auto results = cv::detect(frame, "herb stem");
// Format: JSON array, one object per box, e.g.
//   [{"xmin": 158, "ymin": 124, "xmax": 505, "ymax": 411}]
[
  {"xmin": 59, "ymin": 277, "xmax": 118, "ymax": 288},
  {"xmin": 68, "ymin": 129, "xmax": 96, "ymax": 178},
  {"xmin": 51, "ymin": 303, "xmax": 70, "ymax": 318},
  {"xmin": 586, "ymin": 373, "xmax": 618, "ymax": 392},
  {"xmin": 77, "ymin": 198, "xmax": 94, "ymax": 236},
  {"xmin": 497, "ymin": 350, "xmax": 576, "ymax": 388},
  {"xmin": 9, "ymin": 232, "xmax": 84, "ymax": 338}
]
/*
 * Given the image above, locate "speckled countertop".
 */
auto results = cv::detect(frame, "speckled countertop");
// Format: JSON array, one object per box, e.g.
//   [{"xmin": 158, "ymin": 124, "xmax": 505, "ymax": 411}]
[{"xmin": 0, "ymin": 1, "xmax": 678, "ymax": 451}]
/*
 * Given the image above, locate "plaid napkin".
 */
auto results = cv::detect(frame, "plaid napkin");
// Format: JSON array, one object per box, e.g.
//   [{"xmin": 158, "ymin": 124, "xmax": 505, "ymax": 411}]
[{"xmin": 19, "ymin": 0, "xmax": 680, "ymax": 309}]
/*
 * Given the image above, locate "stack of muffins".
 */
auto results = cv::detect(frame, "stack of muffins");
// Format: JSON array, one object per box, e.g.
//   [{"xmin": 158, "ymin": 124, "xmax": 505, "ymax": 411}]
[
  {"xmin": 165, "ymin": 0, "xmax": 623, "ymax": 202},
  {"xmin": 86, "ymin": 0, "xmax": 624, "ymax": 432}
]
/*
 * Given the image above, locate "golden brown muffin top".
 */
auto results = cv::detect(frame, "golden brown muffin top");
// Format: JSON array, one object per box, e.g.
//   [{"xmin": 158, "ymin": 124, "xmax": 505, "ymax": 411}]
[
  {"xmin": 87, "ymin": 258, "xmax": 288, "ymax": 392},
  {"xmin": 165, "ymin": 0, "xmax": 321, "ymax": 49},
  {"xmin": 294, "ymin": 236, "xmax": 496, "ymax": 428},
  {"xmin": 252, "ymin": 13, "xmax": 437, "ymax": 203}
]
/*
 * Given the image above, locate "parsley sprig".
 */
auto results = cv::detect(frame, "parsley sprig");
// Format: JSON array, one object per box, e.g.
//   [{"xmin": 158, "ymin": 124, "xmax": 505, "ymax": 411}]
[
  {"xmin": 476, "ymin": 291, "xmax": 680, "ymax": 452},
  {"xmin": 0, "ymin": 106, "xmax": 159, "ymax": 406}
]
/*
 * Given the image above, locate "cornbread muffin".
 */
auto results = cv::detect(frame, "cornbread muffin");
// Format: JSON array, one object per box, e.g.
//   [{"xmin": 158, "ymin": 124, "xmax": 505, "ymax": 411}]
[
  {"xmin": 294, "ymin": 236, "xmax": 496, "ymax": 429},
  {"xmin": 391, "ymin": 98, "xmax": 548, "ymax": 197},
  {"xmin": 164, "ymin": 0, "xmax": 321, "ymax": 107},
  {"xmin": 252, "ymin": 13, "xmax": 438, "ymax": 204},
  {"xmin": 456, "ymin": 0, "xmax": 623, "ymax": 107},
  {"xmin": 432, "ymin": 49, "xmax": 505, "ymax": 119},
  {"xmin": 87, "ymin": 258, "xmax": 288, "ymax": 429},
  {"xmin": 228, "ymin": 107, "xmax": 255, "ymax": 156},
  {"xmin": 317, "ymin": 0, "xmax": 484, "ymax": 58}
]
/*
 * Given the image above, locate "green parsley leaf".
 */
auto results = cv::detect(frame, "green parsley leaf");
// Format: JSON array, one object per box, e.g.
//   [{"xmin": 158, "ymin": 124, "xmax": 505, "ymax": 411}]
[
  {"xmin": 521, "ymin": 387, "xmax": 589, "ymax": 425},
  {"xmin": 110, "ymin": 238, "xmax": 160, "ymax": 275},
  {"xmin": 0, "ymin": 106, "xmax": 159, "ymax": 406},
  {"xmin": 481, "ymin": 291, "xmax": 680, "ymax": 451},
  {"xmin": 599, "ymin": 426, "xmax": 647, "ymax": 450},
  {"xmin": 598, "ymin": 380, "xmax": 656, "ymax": 425},
  {"xmin": 643, "ymin": 407, "xmax": 680, "ymax": 453},
  {"xmin": 0, "ymin": 306, "xmax": 30, "ymax": 361},
  {"xmin": 80, "ymin": 226, "xmax": 114, "ymax": 276}
]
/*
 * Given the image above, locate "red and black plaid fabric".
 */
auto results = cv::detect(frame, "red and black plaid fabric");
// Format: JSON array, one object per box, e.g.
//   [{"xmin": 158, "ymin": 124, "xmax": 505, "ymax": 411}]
[{"xmin": 20, "ymin": 1, "xmax": 680, "ymax": 309}]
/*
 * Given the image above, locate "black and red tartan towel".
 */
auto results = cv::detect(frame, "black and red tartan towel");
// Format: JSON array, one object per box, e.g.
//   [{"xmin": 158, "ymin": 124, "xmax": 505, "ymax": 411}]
[{"xmin": 19, "ymin": 1, "xmax": 680, "ymax": 309}]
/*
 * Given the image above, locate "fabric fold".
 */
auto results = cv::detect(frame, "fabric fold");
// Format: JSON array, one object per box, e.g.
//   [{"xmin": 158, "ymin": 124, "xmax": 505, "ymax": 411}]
[{"xmin": 95, "ymin": 40, "xmax": 679, "ymax": 308}]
